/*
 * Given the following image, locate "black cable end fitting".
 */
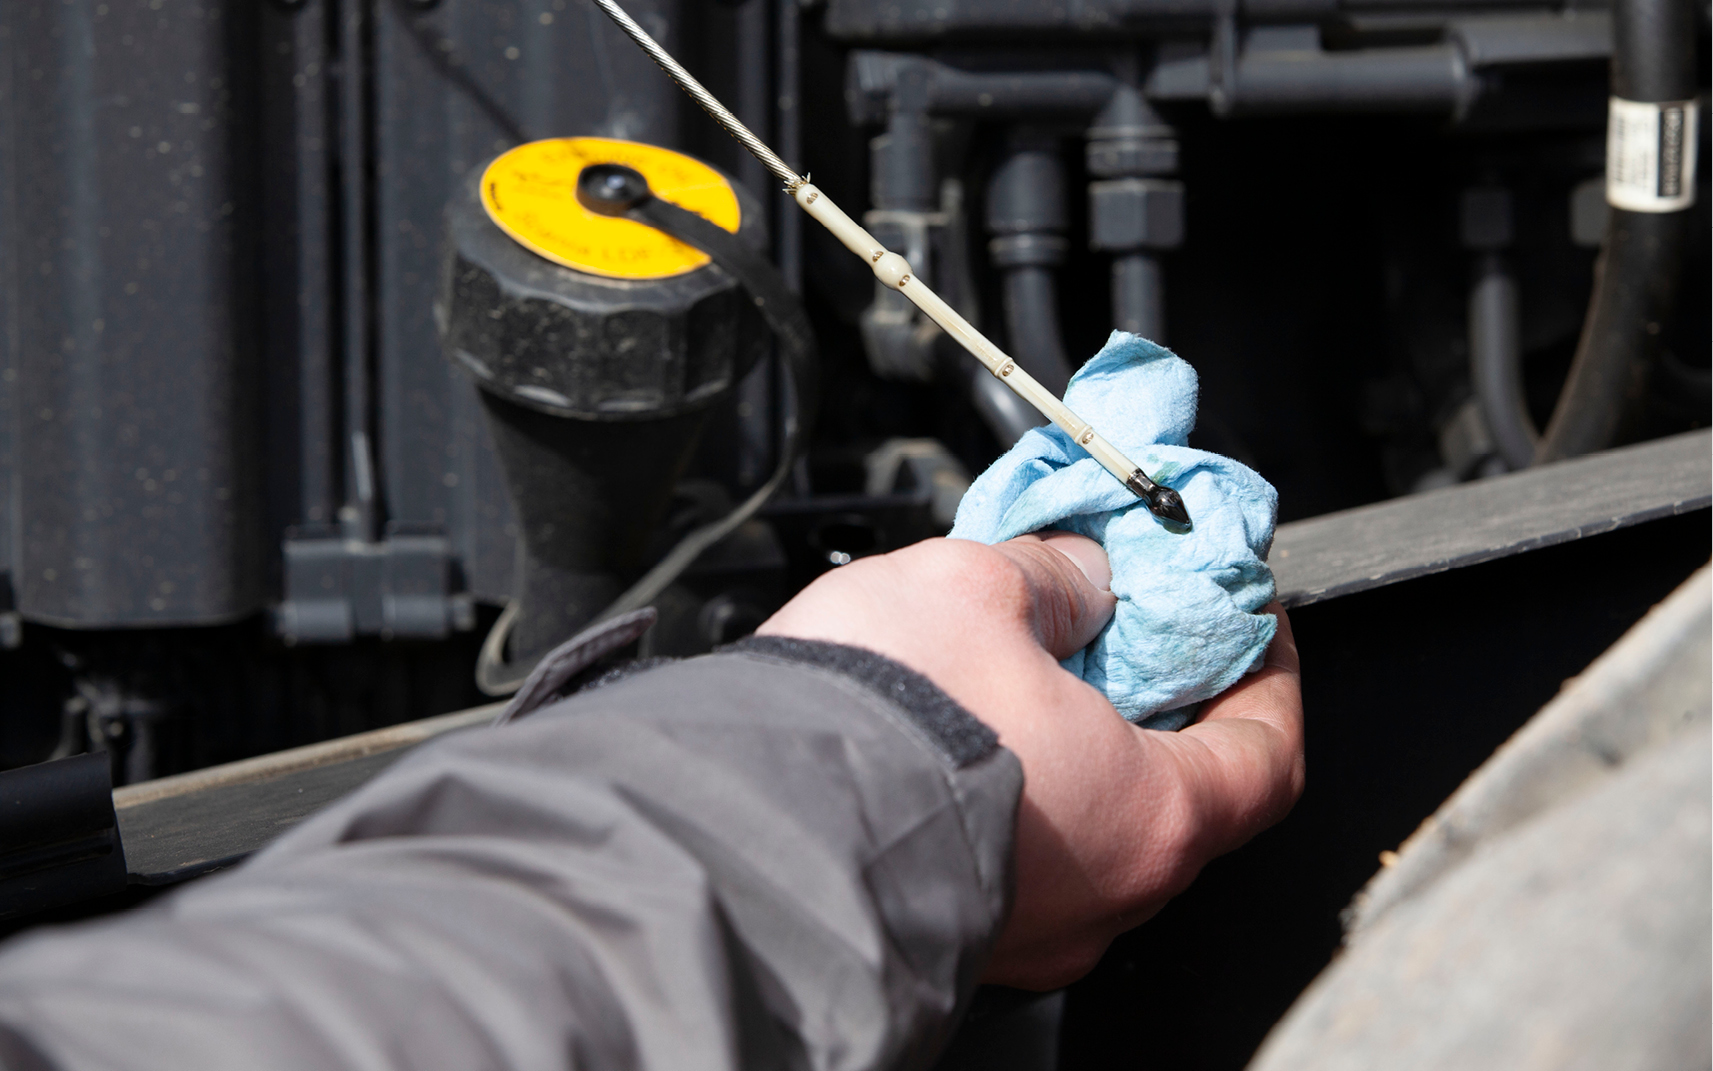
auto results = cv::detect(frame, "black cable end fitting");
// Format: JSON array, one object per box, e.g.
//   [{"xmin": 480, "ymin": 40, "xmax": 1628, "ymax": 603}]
[
  {"xmin": 577, "ymin": 163, "xmax": 653, "ymax": 216},
  {"xmin": 1125, "ymin": 469, "xmax": 1192, "ymax": 528}
]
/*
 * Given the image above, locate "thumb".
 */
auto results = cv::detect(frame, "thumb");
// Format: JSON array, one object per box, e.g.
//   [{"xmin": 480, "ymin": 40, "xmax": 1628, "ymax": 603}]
[{"xmin": 991, "ymin": 532, "xmax": 1118, "ymax": 660}]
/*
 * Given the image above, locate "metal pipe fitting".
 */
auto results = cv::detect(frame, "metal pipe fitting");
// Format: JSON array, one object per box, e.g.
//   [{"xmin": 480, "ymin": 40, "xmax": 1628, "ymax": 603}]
[
  {"xmin": 847, "ymin": 53, "xmax": 1118, "ymax": 126},
  {"xmin": 1087, "ymin": 87, "xmax": 1180, "ymax": 342}
]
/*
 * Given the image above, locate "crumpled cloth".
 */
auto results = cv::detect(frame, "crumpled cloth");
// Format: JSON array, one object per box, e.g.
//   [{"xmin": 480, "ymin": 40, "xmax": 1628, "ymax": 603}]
[{"xmin": 949, "ymin": 331, "xmax": 1279, "ymax": 729}]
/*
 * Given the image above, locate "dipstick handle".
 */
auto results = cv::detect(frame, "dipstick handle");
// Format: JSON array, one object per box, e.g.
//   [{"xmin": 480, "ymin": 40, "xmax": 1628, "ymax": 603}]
[{"xmin": 793, "ymin": 183, "xmax": 1188, "ymax": 523}]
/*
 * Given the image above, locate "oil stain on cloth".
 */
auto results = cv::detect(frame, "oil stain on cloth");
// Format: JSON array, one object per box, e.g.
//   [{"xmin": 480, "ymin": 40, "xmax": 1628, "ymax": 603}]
[{"xmin": 950, "ymin": 331, "xmax": 1278, "ymax": 729}]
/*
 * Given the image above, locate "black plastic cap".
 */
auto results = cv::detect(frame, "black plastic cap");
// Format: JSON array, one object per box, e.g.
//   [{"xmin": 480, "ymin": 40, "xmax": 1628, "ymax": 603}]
[{"xmin": 577, "ymin": 163, "xmax": 652, "ymax": 217}]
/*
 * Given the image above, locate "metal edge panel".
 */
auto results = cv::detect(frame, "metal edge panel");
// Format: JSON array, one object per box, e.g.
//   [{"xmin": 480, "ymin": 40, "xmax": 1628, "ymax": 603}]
[{"xmin": 1272, "ymin": 430, "xmax": 1713, "ymax": 608}]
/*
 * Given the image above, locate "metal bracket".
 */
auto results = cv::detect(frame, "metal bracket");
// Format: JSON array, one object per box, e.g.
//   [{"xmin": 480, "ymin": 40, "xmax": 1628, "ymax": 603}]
[{"xmin": 274, "ymin": 524, "xmax": 475, "ymax": 644}]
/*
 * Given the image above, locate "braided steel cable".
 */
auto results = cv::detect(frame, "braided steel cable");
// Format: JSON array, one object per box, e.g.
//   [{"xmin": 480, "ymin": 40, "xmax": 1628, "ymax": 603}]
[{"xmin": 589, "ymin": 0, "xmax": 802, "ymax": 189}]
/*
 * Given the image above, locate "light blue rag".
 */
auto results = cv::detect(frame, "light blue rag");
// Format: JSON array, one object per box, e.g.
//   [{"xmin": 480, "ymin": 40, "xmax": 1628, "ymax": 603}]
[{"xmin": 949, "ymin": 331, "xmax": 1279, "ymax": 730}]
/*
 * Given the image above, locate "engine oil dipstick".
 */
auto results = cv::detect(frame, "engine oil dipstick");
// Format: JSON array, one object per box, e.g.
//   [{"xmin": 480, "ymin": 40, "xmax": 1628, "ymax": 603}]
[{"xmin": 587, "ymin": 0, "xmax": 1191, "ymax": 528}]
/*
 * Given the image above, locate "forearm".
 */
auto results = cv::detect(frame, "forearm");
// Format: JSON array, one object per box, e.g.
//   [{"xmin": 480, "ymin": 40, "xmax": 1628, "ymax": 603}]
[{"xmin": 0, "ymin": 641, "xmax": 1021, "ymax": 1071}]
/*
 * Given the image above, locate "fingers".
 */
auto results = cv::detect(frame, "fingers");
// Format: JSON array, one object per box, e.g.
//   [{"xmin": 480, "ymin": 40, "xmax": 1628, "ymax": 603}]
[
  {"xmin": 1196, "ymin": 602, "xmax": 1300, "ymax": 730},
  {"xmin": 1159, "ymin": 603, "xmax": 1305, "ymax": 853},
  {"xmin": 989, "ymin": 533, "xmax": 1119, "ymax": 659},
  {"xmin": 1035, "ymin": 531, "xmax": 1112, "ymax": 591}
]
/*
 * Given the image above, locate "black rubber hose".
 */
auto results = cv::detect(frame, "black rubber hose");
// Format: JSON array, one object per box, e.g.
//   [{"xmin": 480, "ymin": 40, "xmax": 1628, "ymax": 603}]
[
  {"xmin": 1000, "ymin": 267, "xmax": 1074, "ymax": 396},
  {"xmin": 1535, "ymin": 0, "xmax": 1697, "ymax": 463},
  {"xmin": 1469, "ymin": 253, "xmax": 1536, "ymax": 471},
  {"xmin": 968, "ymin": 358, "xmax": 1046, "ymax": 443},
  {"xmin": 1112, "ymin": 252, "xmax": 1167, "ymax": 342},
  {"xmin": 988, "ymin": 143, "xmax": 1075, "ymax": 396}
]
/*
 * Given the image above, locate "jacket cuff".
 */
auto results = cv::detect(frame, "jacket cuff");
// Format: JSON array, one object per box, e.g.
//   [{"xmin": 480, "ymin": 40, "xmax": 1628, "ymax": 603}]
[{"xmin": 720, "ymin": 635, "xmax": 1001, "ymax": 769}]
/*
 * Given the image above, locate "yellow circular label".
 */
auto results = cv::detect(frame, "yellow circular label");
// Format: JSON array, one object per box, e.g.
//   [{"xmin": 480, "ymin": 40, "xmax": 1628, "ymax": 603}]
[{"xmin": 480, "ymin": 137, "xmax": 741, "ymax": 281}]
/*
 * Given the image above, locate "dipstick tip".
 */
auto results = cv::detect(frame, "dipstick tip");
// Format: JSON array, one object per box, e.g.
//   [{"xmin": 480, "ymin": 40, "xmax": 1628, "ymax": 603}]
[
  {"xmin": 1148, "ymin": 486, "xmax": 1192, "ymax": 527},
  {"xmin": 1125, "ymin": 469, "xmax": 1192, "ymax": 528}
]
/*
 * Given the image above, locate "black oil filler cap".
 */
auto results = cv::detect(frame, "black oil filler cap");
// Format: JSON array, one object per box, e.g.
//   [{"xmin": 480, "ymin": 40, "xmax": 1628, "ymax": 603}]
[{"xmin": 439, "ymin": 136, "xmax": 770, "ymax": 421}]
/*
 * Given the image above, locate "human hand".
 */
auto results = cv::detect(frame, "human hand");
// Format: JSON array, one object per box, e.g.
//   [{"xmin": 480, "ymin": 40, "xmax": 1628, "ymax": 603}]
[{"xmin": 756, "ymin": 533, "xmax": 1303, "ymax": 990}]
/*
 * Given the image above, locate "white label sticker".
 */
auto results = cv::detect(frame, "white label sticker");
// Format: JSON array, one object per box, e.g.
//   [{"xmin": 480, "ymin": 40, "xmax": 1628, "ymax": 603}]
[{"xmin": 1606, "ymin": 97, "xmax": 1699, "ymax": 213}]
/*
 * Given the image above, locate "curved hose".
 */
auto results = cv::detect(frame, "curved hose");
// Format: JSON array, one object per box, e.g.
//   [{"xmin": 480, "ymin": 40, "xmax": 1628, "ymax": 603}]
[
  {"xmin": 1469, "ymin": 254, "xmax": 1537, "ymax": 471},
  {"xmin": 1535, "ymin": 0, "xmax": 1696, "ymax": 463},
  {"xmin": 1112, "ymin": 253, "xmax": 1166, "ymax": 342},
  {"xmin": 1000, "ymin": 266, "xmax": 1074, "ymax": 397},
  {"xmin": 969, "ymin": 360, "xmax": 1046, "ymax": 444}
]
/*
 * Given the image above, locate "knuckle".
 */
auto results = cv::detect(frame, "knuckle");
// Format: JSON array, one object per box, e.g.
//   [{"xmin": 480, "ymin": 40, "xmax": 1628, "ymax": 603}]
[
  {"xmin": 1047, "ymin": 939, "xmax": 1111, "ymax": 988},
  {"xmin": 1155, "ymin": 776, "xmax": 1209, "ymax": 863},
  {"xmin": 1282, "ymin": 750, "xmax": 1307, "ymax": 807},
  {"xmin": 911, "ymin": 539, "xmax": 1035, "ymax": 620},
  {"xmin": 1138, "ymin": 763, "xmax": 1221, "ymax": 894}
]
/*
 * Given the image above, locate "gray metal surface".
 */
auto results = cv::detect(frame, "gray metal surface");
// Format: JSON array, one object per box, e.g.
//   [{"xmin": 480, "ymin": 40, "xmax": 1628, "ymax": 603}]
[
  {"xmin": 259, "ymin": 2, "xmax": 337, "ymax": 539},
  {"xmin": 0, "ymin": 0, "xmax": 266, "ymax": 626},
  {"xmin": 1270, "ymin": 429, "xmax": 1712, "ymax": 608}
]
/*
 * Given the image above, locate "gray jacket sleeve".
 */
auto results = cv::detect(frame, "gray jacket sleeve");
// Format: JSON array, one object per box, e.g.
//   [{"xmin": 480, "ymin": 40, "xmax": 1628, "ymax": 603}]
[{"xmin": 0, "ymin": 639, "xmax": 1022, "ymax": 1071}]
